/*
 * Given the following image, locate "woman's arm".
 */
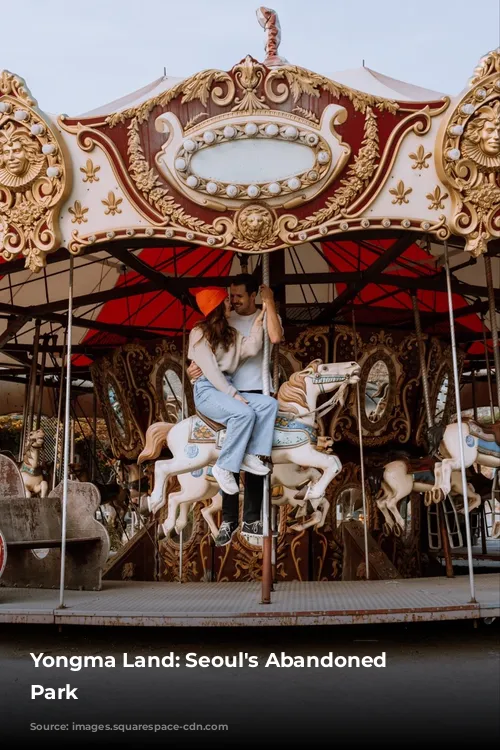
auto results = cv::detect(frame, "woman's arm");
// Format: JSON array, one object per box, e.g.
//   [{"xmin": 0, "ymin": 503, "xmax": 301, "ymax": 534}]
[{"xmin": 188, "ymin": 330, "xmax": 237, "ymax": 396}]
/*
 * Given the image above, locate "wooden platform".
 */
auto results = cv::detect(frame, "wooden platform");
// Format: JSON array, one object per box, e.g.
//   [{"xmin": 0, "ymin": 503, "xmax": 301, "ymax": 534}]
[{"xmin": 0, "ymin": 574, "xmax": 498, "ymax": 627}]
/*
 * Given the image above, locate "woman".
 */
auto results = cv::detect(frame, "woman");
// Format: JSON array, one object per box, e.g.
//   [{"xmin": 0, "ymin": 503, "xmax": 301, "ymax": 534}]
[{"xmin": 188, "ymin": 287, "xmax": 278, "ymax": 497}]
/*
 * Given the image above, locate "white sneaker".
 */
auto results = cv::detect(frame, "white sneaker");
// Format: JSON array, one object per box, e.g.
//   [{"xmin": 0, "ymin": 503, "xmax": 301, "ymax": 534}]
[
  {"xmin": 241, "ymin": 454, "xmax": 270, "ymax": 475},
  {"xmin": 212, "ymin": 465, "xmax": 239, "ymax": 495}
]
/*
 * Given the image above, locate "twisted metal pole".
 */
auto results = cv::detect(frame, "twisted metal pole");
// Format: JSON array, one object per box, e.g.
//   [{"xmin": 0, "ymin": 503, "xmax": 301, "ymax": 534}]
[
  {"xmin": 481, "ymin": 313, "xmax": 497, "ymax": 535},
  {"xmin": 53, "ymin": 331, "xmax": 67, "ymax": 490},
  {"xmin": 443, "ymin": 242, "xmax": 475, "ymax": 602},
  {"xmin": 481, "ymin": 313, "xmax": 496, "ymax": 424},
  {"xmin": 412, "ymin": 294, "xmax": 433, "ymax": 430},
  {"xmin": 484, "ymin": 254, "xmax": 500, "ymax": 414},
  {"xmin": 261, "ymin": 253, "xmax": 272, "ymax": 603},
  {"xmin": 58, "ymin": 257, "xmax": 74, "ymax": 609},
  {"xmin": 351, "ymin": 312, "xmax": 370, "ymax": 580}
]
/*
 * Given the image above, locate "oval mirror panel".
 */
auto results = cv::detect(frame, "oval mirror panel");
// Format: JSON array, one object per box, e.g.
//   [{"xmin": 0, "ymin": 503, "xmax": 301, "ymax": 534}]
[
  {"xmin": 364, "ymin": 360, "xmax": 390, "ymax": 423},
  {"xmin": 336, "ymin": 486, "xmax": 364, "ymax": 523},
  {"xmin": 190, "ymin": 139, "xmax": 316, "ymax": 184},
  {"xmin": 162, "ymin": 369, "xmax": 186, "ymax": 422},
  {"xmin": 434, "ymin": 374, "xmax": 449, "ymax": 424},
  {"xmin": 107, "ymin": 383, "xmax": 126, "ymax": 436}
]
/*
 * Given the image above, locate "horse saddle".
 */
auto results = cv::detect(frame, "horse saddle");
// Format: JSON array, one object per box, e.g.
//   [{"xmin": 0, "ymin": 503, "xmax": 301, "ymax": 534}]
[
  {"xmin": 189, "ymin": 411, "xmax": 316, "ymax": 450},
  {"xmin": 188, "ymin": 412, "xmax": 226, "ymax": 447},
  {"xmin": 466, "ymin": 420, "xmax": 500, "ymax": 444},
  {"xmin": 405, "ymin": 456, "xmax": 435, "ymax": 474},
  {"xmin": 195, "ymin": 410, "xmax": 225, "ymax": 433}
]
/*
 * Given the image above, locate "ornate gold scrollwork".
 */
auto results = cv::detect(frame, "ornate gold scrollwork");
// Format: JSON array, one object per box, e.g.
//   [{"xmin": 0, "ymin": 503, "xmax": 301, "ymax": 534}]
[
  {"xmin": 90, "ymin": 350, "xmax": 145, "ymax": 460},
  {"xmin": 148, "ymin": 341, "xmax": 194, "ymax": 424},
  {"xmin": 297, "ymin": 107, "xmax": 379, "ymax": 229},
  {"xmin": 105, "ymin": 58, "xmax": 398, "ymax": 129},
  {"xmin": 0, "ymin": 71, "xmax": 69, "ymax": 271},
  {"xmin": 437, "ymin": 48, "xmax": 500, "ymax": 256},
  {"xmin": 127, "ymin": 118, "xmax": 216, "ymax": 233}
]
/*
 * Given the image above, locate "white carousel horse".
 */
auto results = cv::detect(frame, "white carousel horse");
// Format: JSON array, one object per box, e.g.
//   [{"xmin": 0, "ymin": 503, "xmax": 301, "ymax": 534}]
[
  {"xmin": 138, "ymin": 359, "xmax": 361, "ymax": 537},
  {"xmin": 113, "ymin": 460, "xmax": 150, "ymax": 515},
  {"xmin": 172, "ymin": 465, "xmax": 324, "ymax": 540},
  {"xmin": 371, "ymin": 459, "xmax": 482, "ymax": 533},
  {"xmin": 20, "ymin": 428, "xmax": 49, "ymax": 498},
  {"xmin": 432, "ymin": 419, "xmax": 500, "ymax": 499}
]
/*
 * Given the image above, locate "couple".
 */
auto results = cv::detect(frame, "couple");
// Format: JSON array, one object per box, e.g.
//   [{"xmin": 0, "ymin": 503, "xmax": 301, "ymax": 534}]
[{"xmin": 188, "ymin": 274, "xmax": 283, "ymax": 546}]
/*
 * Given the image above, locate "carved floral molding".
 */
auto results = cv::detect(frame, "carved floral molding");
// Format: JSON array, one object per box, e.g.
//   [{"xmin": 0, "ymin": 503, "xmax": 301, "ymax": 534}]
[
  {"xmin": 0, "ymin": 71, "xmax": 69, "ymax": 271},
  {"xmin": 437, "ymin": 48, "xmax": 500, "ymax": 256}
]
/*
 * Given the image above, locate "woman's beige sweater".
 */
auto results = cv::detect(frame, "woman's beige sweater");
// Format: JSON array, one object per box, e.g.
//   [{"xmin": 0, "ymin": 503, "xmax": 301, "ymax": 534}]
[{"xmin": 188, "ymin": 319, "xmax": 263, "ymax": 396}]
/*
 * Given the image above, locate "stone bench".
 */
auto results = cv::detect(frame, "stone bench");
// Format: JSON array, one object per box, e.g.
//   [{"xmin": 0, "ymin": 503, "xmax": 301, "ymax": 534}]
[{"xmin": 0, "ymin": 454, "xmax": 109, "ymax": 590}]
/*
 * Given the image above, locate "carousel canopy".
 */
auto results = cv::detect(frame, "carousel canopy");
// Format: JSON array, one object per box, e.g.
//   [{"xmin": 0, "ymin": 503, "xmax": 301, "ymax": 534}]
[{"xmin": 0, "ymin": 8, "xmax": 499, "ymax": 417}]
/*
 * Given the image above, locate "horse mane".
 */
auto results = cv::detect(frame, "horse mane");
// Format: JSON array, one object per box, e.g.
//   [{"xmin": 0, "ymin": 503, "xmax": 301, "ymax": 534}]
[{"xmin": 277, "ymin": 360, "xmax": 321, "ymax": 413}]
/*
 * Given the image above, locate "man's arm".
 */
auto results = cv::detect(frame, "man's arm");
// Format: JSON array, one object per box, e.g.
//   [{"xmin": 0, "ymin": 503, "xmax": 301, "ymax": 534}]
[{"xmin": 259, "ymin": 285, "xmax": 283, "ymax": 344}]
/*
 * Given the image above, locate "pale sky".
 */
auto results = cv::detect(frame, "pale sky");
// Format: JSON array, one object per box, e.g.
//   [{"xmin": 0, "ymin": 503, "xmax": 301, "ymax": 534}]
[{"xmin": 2, "ymin": 0, "xmax": 500, "ymax": 114}]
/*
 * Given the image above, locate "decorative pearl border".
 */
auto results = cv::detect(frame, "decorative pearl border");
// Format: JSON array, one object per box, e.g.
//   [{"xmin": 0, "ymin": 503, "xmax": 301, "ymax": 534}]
[
  {"xmin": 69, "ymin": 215, "xmax": 449, "ymax": 255},
  {"xmin": 173, "ymin": 120, "xmax": 331, "ymax": 200}
]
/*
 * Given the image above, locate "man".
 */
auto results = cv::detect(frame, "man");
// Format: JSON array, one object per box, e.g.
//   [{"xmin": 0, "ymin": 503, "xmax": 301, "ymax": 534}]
[{"xmin": 187, "ymin": 273, "xmax": 283, "ymax": 545}]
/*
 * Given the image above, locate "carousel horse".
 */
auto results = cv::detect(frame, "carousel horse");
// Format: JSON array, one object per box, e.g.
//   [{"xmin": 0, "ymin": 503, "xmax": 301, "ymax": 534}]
[
  {"xmin": 19, "ymin": 429, "xmax": 49, "ymax": 498},
  {"xmin": 113, "ymin": 460, "xmax": 151, "ymax": 515},
  {"xmin": 369, "ymin": 457, "xmax": 482, "ymax": 533},
  {"xmin": 430, "ymin": 419, "xmax": 500, "ymax": 500},
  {"xmin": 173, "ymin": 465, "xmax": 324, "ymax": 540},
  {"xmin": 138, "ymin": 359, "xmax": 361, "ymax": 537},
  {"xmin": 70, "ymin": 458, "xmax": 130, "ymax": 531},
  {"xmin": 367, "ymin": 381, "xmax": 390, "ymax": 423}
]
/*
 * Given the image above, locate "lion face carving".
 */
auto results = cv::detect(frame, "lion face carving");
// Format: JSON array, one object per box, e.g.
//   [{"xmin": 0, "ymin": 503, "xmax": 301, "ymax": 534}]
[{"xmin": 235, "ymin": 204, "xmax": 275, "ymax": 248}]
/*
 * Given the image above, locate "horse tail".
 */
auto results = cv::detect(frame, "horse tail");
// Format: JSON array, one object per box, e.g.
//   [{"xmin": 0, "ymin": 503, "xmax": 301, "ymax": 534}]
[
  {"xmin": 367, "ymin": 467, "xmax": 384, "ymax": 498},
  {"xmin": 138, "ymin": 422, "xmax": 174, "ymax": 464},
  {"xmin": 427, "ymin": 425, "xmax": 445, "ymax": 457}
]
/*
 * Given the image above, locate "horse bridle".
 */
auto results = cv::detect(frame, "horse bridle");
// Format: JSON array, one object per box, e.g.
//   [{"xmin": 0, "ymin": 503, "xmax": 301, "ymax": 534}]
[{"xmin": 281, "ymin": 373, "xmax": 353, "ymax": 420}]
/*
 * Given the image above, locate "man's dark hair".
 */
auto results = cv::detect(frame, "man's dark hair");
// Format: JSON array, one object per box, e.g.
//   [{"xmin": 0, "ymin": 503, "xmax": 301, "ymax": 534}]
[{"xmin": 231, "ymin": 273, "xmax": 259, "ymax": 296}]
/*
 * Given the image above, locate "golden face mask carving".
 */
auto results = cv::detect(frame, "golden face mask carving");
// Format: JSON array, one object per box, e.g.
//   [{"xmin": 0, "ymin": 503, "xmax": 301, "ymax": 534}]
[
  {"xmin": 462, "ymin": 101, "xmax": 500, "ymax": 168},
  {"xmin": 0, "ymin": 127, "xmax": 46, "ymax": 189}
]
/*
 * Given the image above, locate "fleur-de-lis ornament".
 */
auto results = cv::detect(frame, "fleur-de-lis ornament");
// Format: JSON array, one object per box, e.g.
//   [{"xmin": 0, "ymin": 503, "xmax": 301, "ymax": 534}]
[
  {"xmin": 102, "ymin": 191, "xmax": 123, "ymax": 216},
  {"xmin": 80, "ymin": 159, "xmax": 100, "ymax": 183},
  {"xmin": 389, "ymin": 180, "xmax": 412, "ymax": 205},
  {"xmin": 409, "ymin": 144, "xmax": 432, "ymax": 169},
  {"xmin": 426, "ymin": 186, "xmax": 448, "ymax": 210},
  {"xmin": 68, "ymin": 200, "xmax": 89, "ymax": 224}
]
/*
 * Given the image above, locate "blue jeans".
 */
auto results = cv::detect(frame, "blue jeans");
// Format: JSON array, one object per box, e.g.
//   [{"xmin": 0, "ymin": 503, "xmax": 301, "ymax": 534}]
[{"xmin": 194, "ymin": 377, "xmax": 278, "ymax": 474}]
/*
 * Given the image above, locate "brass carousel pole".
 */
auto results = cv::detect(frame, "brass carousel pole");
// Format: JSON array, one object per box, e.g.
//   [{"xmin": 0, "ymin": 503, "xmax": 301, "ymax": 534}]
[
  {"xmin": 24, "ymin": 318, "xmax": 41, "ymax": 449},
  {"xmin": 481, "ymin": 313, "xmax": 496, "ymax": 538},
  {"xmin": 484, "ymin": 254, "xmax": 500, "ymax": 413},
  {"xmin": 52, "ymin": 330, "xmax": 67, "ymax": 490},
  {"xmin": 443, "ymin": 242, "xmax": 475, "ymax": 601},
  {"xmin": 261, "ymin": 252, "xmax": 272, "ymax": 604},
  {"xmin": 351, "ymin": 311, "xmax": 370, "ymax": 580},
  {"xmin": 58, "ymin": 257, "xmax": 74, "ymax": 609}
]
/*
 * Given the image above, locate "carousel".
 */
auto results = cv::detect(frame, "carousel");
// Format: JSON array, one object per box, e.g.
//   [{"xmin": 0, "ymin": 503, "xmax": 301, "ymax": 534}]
[{"xmin": 0, "ymin": 8, "xmax": 499, "ymax": 626}]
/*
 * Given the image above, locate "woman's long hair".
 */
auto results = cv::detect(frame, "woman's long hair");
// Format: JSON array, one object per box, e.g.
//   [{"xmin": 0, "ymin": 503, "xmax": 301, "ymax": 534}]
[{"xmin": 194, "ymin": 299, "xmax": 236, "ymax": 352}]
